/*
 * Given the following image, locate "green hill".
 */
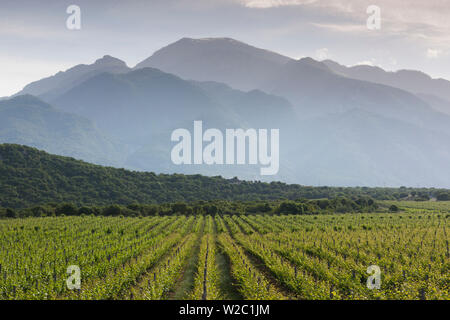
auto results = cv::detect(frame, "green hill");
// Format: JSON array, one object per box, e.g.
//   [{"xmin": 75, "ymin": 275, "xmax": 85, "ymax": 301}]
[{"xmin": 0, "ymin": 144, "xmax": 448, "ymax": 208}]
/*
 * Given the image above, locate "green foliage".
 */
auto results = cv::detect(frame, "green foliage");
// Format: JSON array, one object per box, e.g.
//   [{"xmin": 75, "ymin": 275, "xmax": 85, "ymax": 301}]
[
  {"xmin": 0, "ymin": 212, "xmax": 448, "ymax": 300},
  {"xmin": 389, "ymin": 204, "xmax": 399, "ymax": 212},
  {"xmin": 102, "ymin": 204, "xmax": 123, "ymax": 216},
  {"xmin": 55, "ymin": 203, "xmax": 78, "ymax": 216},
  {"xmin": 5, "ymin": 208, "xmax": 17, "ymax": 218},
  {"xmin": 1, "ymin": 144, "xmax": 449, "ymax": 210},
  {"xmin": 436, "ymin": 191, "xmax": 450, "ymax": 201},
  {"xmin": 276, "ymin": 197, "xmax": 377, "ymax": 215}
]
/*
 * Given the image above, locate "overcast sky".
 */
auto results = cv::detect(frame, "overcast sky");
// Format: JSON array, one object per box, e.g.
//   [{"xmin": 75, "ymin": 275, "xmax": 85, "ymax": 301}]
[{"xmin": 1, "ymin": 0, "xmax": 450, "ymax": 96}]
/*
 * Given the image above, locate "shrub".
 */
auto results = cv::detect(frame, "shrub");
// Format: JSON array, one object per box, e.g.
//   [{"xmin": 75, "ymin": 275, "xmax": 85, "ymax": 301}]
[{"xmin": 389, "ymin": 205, "xmax": 399, "ymax": 212}]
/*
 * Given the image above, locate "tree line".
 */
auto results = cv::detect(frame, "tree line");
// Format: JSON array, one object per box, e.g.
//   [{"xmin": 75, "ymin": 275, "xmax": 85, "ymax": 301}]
[{"xmin": 0, "ymin": 197, "xmax": 380, "ymax": 219}]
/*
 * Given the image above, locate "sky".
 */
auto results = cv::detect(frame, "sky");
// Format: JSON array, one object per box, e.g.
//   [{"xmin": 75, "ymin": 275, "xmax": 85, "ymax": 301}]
[{"xmin": 1, "ymin": 0, "xmax": 450, "ymax": 97}]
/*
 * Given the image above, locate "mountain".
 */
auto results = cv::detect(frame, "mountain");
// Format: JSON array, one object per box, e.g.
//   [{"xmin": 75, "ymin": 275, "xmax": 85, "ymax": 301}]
[
  {"xmin": 1, "ymin": 144, "xmax": 446, "ymax": 208},
  {"xmin": 322, "ymin": 59, "xmax": 450, "ymax": 105},
  {"xmin": 415, "ymin": 93, "xmax": 450, "ymax": 116},
  {"xmin": 15, "ymin": 55, "xmax": 130, "ymax": 101},
  {"xmin": 190, "ymin": 80, "xmax": 297, "ymax": 129},
  {"xmin": 0, "ymin": 95, "xmax": 124, "ymax": 166},
  {"xmin": 51, "ymin": 67, "xmax": 243, "ymax": 145},
  {"xmin": 287, "ymin": 108, "xmax": 450, "ymax": 187},
  {"xmin": 135, "ymin": 37, "xmax": 292, "ymax": 91},
  {"xmin": 136, "ymin": 38, "xmax": 450, "ymax": 136},
  {"xmin": 50, "ymin": 67, "xmax": 299, "ymax": 179},
  {"xmin": 10, "ymin": 38, "xmax": 450, "ymax": 188},
  {"xmin": 260, "ymin": 57, "xmax": 450, "ymax": 137}
]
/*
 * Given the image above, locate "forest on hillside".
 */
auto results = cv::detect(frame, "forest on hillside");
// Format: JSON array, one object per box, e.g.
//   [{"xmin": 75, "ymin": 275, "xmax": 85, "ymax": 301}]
[{"xmin": 1, "ymin": 144, "xmax": 449, "ymax": 209}]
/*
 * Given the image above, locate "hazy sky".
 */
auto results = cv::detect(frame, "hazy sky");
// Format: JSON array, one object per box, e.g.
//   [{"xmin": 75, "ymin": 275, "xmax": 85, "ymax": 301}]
[{"xmin": 1, "ymin": 0, "xmax": 450, "ymax": 96}]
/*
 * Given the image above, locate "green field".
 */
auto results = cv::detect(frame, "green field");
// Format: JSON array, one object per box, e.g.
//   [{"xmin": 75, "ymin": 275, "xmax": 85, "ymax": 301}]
[{"xmin": 0, "ymin": 201, "xmax": 448, "ymax": 300}]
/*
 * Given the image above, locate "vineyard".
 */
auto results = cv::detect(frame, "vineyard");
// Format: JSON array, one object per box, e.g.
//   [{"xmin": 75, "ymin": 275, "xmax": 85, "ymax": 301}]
[{"xmin": 0, "ymin": 203, "xmax": 449, "ymax": 300}]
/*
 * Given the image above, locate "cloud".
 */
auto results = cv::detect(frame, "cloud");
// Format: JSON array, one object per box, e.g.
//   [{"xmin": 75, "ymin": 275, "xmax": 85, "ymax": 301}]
[
  {"xmin": 240, "ymin": 0, "xmax": 450, "ymax": 50},
  {"xmin": 0, "ymin": 21, "xmax": 67, "ymax": 39},
  {"xmin": 311, "ymin": 23, "xmax": 367, "ymax": 33},
  {"xmin": 354, "ymin": 60, "xmax": 375, "ymax": 66},
  {"xmin": 240, "ymin": 0, "xmax": 317, "ymax": 8}
]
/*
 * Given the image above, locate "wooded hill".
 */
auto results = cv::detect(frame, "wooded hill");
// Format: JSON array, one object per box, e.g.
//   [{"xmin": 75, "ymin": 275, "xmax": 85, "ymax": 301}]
[{"xmin": 1, "ymin": 144, "xmax": 449, "ymax": 209}]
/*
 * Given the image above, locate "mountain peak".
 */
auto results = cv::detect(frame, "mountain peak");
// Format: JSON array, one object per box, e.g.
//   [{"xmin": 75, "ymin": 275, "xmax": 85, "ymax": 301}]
[
  {"xmin": 396, "ymin": 69, "xmax": 432, "ymax": 80},
  {"xmin": 94, "ymin": 55, "xmax": 128, "ymax": 67},
  {"xmin": 135, "ymin": 37, "xmax": 292, "ymax": 90},
  {"xmin": 298, "ymin": 57, "xmax": 322, "ymax": 65},
  {"xmin": 178, "ymin": 37, "xmax": 243, "ymax": 44},
  {"xmin": 165, "ymin": 37, "xmax": 263, "ymax": 52},
  {"xmin": 295, "ymin": 57, "xmax": 331, "ymax": 72},
  {"xmin": 16, "ymin": 55, "xmax": 130, "ymax": 99},
  {"xmin": 4, "ymin": 94, "xmax": 51, "ymax": 108}
]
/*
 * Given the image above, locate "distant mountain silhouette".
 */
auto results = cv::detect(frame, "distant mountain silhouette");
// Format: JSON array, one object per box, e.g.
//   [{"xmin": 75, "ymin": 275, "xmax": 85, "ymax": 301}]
[
  {"xmin": 0, "ymin": 95, "xmax": 124, "ymax": 166},
  {"xmin": 190, "ymin": 80, "xmax": 296, "ymax": 129},
  {"xmin": 49, "ymin": 67, "xmax": 298, "ymax": 180},
  {"xmin": 51, "ymin": 67, "xmax": 240, "ymax": 144},
  {"xmin": 135, "ymin": 37, "xmax": 291, "ymax": 91},
  {"xmin": 415, "ymin": 93, "xmax": 450, "ymax": 116},
  {"xmin": 16, "ymin": 55, "xmax": 130, "ymax": 101},
  {"xmin": 8, "ymin": 38, "xmax": 450, "ymax": 187},
  {"xmin": 136, "ymin": 38, "xmax": 450, "ymax": 136},
  {"xmin": 260, "ymin": 57, "xmax": 450, "ymax": 137},
  {"xmin": 323, "ymin": 59, "xmax": 450, "ymax": 114},
  {"xmin": 288, "ymin": 108, "xmax": 450, "ymax": 187}
]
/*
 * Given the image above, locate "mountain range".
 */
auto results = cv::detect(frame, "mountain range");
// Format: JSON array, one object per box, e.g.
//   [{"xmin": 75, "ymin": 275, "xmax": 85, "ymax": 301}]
[
  {"xmin": 2, "ymin": 37, "xmax": 450, "ymax": 187},
  {"xmin": 322, "ymin": 59, "xmax": 450, "ymax": 115},
  {"xmin": 0, "ymin": 95, "xmax": 124, "ymax": 166}
]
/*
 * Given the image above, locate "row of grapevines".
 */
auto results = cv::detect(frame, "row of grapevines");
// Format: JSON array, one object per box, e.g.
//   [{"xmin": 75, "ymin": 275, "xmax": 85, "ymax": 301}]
[
  {"xmin": 190, "ymin": 234, "xmax": 221, "ymax": 299},
  {"xmin": 129, "ymin": 216, "xmax": 204, "ymax": 299},
  {"xmin": 217, "ymin": 232, "xmax": 286, "ymax": 300}
]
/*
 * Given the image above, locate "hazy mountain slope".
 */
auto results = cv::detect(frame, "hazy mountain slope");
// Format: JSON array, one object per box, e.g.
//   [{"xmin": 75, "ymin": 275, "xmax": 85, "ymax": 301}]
[
  {"xmin": 9, "ymin": 38, "xmax": 450, "ymax": 187},
  {"xmin": 136, "ymin": 38, "xmax": 450, "ymax": 137},
  {"xmin": 135, "ymin": 37, "xmax": 292, "ymax": 91},
  {"xmin": 416, "ymin": 93, "xmax": 450, "ymax": 116},
  {"xmin": 124, "ymin": 104, "xmax": 450, "ymax": 188},
  {"xmin": 15, "ymin": 55, "xmax": 130, "ymax": 101},
  {"xmin": 288, "ymin": 108, "xmax": 450, "ymax": 187},
  {"xmin": 191, "ymin": 80, "xmax": 297, "ymax": 129},
  {"xmin": 51, "ymin": 67, "xmax": 243, "ymax": 145},
  {"xmin": 51, "ymin": 67, "xmax": 300, "ymax": 141},
  {"xmin": 323, "ymin": 59, "xmax": 450, "ymax": 103},
  {"xmin": 261, "ymin": 58, "xmax": 450, "ymax": 137},
  {"xmin": 50, "ymin": 66, "xmax": 301, "ymax": 179},
  {"xmin": 0, "ymin": 95, "xmax": 124, "ymax": 166}
]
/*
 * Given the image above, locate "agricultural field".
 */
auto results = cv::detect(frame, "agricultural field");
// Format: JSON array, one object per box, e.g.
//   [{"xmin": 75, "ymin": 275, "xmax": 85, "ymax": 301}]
[{"xmin": 0, "ymin": 203, "xmax": 449, "ymax": 300}]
